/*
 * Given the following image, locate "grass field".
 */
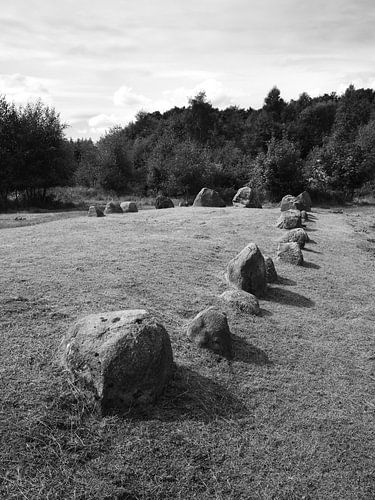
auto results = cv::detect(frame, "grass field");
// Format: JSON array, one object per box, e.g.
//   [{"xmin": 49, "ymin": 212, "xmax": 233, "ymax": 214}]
[{"xmin": 1, "ymin": 205, "xmax": 375, "ymax": 499}]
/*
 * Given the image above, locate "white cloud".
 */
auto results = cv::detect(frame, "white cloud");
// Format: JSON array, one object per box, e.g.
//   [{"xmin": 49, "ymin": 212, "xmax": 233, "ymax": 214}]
[
  {"xmin": 0, "ymin": 73, "xmax": 52, "ymax": 104},
  {"xmin": 113, "ymin": 86, "xmax": 150, "ymax": 107}
]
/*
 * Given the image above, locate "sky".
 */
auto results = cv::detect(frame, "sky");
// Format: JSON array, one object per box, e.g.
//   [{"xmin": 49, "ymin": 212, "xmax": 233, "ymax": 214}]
[{"xmin": 1, "ymin": 0, "xmax": 375, "ymax": 140}]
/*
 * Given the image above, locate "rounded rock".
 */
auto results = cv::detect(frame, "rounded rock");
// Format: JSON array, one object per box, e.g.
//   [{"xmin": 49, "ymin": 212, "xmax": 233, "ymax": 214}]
[
  {"xmin": 220, "ymin": 289, "xmax": 260, "ymax": 315},
  {"xmin": 187, "ymin": 307, "xmax": 232, "ymax": 357}
]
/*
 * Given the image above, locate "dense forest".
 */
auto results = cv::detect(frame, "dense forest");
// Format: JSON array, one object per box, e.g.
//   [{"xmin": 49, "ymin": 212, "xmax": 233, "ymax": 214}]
[{"xmin": 1, "ymin": 84, "xmax": 375, "ymax": 209}]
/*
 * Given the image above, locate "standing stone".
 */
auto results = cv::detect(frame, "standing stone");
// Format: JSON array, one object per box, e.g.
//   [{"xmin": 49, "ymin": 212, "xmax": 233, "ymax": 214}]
[
  {"xmin": 219, "ymin": 289, "xmax": 260, "ymax": 315},
  {"xmin": 296, "ymin": 191, "xmax": 312, "ymax": 212},
  {"xmin": 301, "ymin": 210, "xmax": 308, "ymax": 222},
  {"xmin": 278, "ymin": 228, "xmax": 309, "ymax": 248},
  {"xmin": 104, "ymin": 201, "xmax": 122, "ymax": 214},
  {"xmin": 61, "ymin": 309, "xmax": 174, "ymax": 412},
  {"xmin": 280, "ymin": 195, "xmax": 303, "ymax": 212},
  {"xmin": 155, "ymin": 195, "xmax": 174, "ymax": 209},
  {"xmin": 276, "ymin": 242, "xmax": 304, "ymax": 265},
  {"xmin": 193, "ymin": 188, "xmax": 225, "ymax": 207},
  {"xmin": 88, "ymin": 206, "xmax": 105, "ymax": 217},
  {"xmin": 276, "ymin": 210, "xmax": 302, "ymax": 229},
  {"xmin": 120, "ymin": 201, "xmax": 138, "ymax": 213},
  {"xmin": 232, "ymin": 186, "xmax": 262, "ymax": 208},
  {"xmin": 187, "ymin": 307, "xmax": 232, "ymax": 357},
  {"xmin": 226, "ymin": 243, "xmax": 267, "ymax": 297},
  {"xmin": 264, "ymin": 256, "xmax": 278, "ymax": 283}
]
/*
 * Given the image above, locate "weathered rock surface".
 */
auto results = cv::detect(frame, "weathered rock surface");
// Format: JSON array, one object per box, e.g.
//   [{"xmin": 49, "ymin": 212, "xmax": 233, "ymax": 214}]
[
  {"xmin": 155, "ymin": 195, "xmax": 174, "ymax": 209},
  {"xmin": 187, "ymin": 307, "xmax": 232, "ymax": 357},
  {"xmin": 280, "ymin": 195, "xmax": 303, "ymax": 212},
  {"xmin": 120, "ymin": 201, "xmax": 138, "ymax": 213},
  {"xmin": 278, "ymin": 228, "xmax": 309, "ymax": 248},
  {"xmin": 301, "ymin": 210, "xmax": 308, "ymax": 222},
  {"xmin": 276, "ymin": 242, "xmax": 304, "ymax": 265},
  {"xmin": 264, "ymin": 256, "xmax": 278, "ymax": 283},
  {"xmin": 296, "ymin": 191, "xmax": 312, "ymax": 212},
  {"xmin": 193, "ymin": 188, "xmax": 225, "ymax": 207},
  {"xmin": 232, "ymin": 186, "xmax": 262, "ymax": 208},
  {"xmin": 61, "ymin": 309, "xmax": 174, "ymax": 412},
  {"xmin": 276, "ymin": 210, "xmax": 302, "ymax": 229},
  {"xmin": 226, "ymin": 243, "xmax": 267, "ymax": 297},
  {"xmin": 104, "ymin": 201, "xmax": 122, "ymax": 214},
  {"xmin": 220, "ymin": 289, "xmax": 260, "ymax": 315},
  {"xmin": 88, "ymin": 206, "xmax": 105, "ymax": 217}
]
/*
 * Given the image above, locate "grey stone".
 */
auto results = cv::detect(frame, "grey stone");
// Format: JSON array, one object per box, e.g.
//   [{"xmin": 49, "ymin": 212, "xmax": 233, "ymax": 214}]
[
  {"xmin": 187, "ymin": 307, "xmax": 232, "ymax": 357},
  {"xmin": 193, "ymin": 188, "xmax": 225, "ymax": 207},
  {"xmin": 296, "ymin": 191, "xmax": 312, "ymax": 212},
  {"xmin": 220, "ymin": 289, "xmax": 260, "ymax": 315},
  {"xmin": 276, "ymin": 210, "xmax": 302, "ymax": 229},
  {"xmin": 104, "ymin": 201, "xmax": 122, "ymax": 214},
  {"xmin": 232, "ymin": 186, "xmax": 262, "ymax": 208},
  {"xmin": 88, "ymin": 206, "xmax": 105, "ymax": 217},
  {"xmin": 155, "ymin": 195, "xmax": 174, "ymax": 209},
  {"xmin": 264, "ymin": 256, "xmax": 278, "ymax": 283},
  {"xmin": 280, "ymin": 195, "xmax": 303, "ymax": 212},
  {"xmin": 278, "ymin": 228, "xmax": 309, "ymax": 248},
  {"xmin": 226, "ymin": 243, "xmax": 267, "ymax": 297},
  {"xmin": 120, "ymin": 201, "xmax": 138, "ymax": 213},
  {"xmin": 276, "ymin": 242, "xmax": 304, "ymax": 265},
  {"xmin": 61, "ymin": 309, "xmax": 174, "ymax": 412}
]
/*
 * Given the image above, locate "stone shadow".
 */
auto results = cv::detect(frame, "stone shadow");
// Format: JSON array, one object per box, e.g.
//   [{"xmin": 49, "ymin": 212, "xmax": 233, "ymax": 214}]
[
  {"xmin": 277, "ymin": 276, "xmax": 297, "ymax": 286},
  {"xmin": 303, "ymin": 247, "xmax": 322, "ymax": 254},
  {"xmin": 114, "ymin": 365, "xmax": 247, "ymax": 422},
  {"xmin": 303, "ymin": 261, "xmax": 321, "ymax": 269},
  {"xmin": 264, "ymin": 287, "xmax": 315, "ymax": 308},
  {"xmin": 231, "ymin": 334, "xmax": 271, "ymax": 365}
]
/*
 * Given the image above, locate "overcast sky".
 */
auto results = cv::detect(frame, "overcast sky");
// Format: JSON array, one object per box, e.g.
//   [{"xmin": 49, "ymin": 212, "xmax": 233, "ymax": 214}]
[{"xmin": 1, "ymin": 0, "xmax": 375, "ymax": 140}]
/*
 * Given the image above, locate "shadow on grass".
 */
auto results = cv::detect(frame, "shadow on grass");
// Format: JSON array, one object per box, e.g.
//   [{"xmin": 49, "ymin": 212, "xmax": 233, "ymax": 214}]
[
  {"xmin": 277, "ymin": 276, "xmax": 297, "ymax": 286},
  {"xmin": 116, "ymin": 365, "xmax": 247, "ymax": 422},
  {"xmin": 303, "ymin": 247, "xmax": 322, "ymax": 254},
  {"xmin": 231, "ymin": 334, "xmax": 270, "ymax": 365},
  {"xmin": 259, "ymin": 308, "xmax": 273, "ymax": 317},
  {"xmin": 265, "ymin": 287, "xmax": 315, "ymax": 308},
  {"xmin": 303, "ymin": 261, "xmax": 321, "ymax": 269}
]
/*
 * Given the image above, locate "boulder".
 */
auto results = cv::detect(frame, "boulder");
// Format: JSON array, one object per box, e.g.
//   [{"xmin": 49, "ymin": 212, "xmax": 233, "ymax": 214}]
[
  {"xmin": 278, "ymin": 228, "xmax": 309, "ymax": 249},
  {"xmin": 88, "ymin": 206, "xmax": 105, "ymax": 217},
  {"xmin": 220, "ymin": 289, "xmax": 260, "ymax": 315},
  {"xmin": 179, "ymin": 201, "xmax": 189, "ymax": 207},
  {"xmin": 301, "ymin": 210, "xmax": 308, "ymax": 222},
  {"xmin": 187, "ymin": 307, "xmax": 232, "ymax": 357},
  {"xmin": 232, "ymin": 186, "xmax": 262, "ymax": 208},
  {"xmin": 193, "ymin": 188, "xmax": 225, "ymax": 207},
  {"xmin": 264, "ymin": 256, "xmax": 278, "ymax": 283},
  {"xmin": 296, "ymin": 191, "xmax": 312, "ymax": 212},
  {"xmin": 104, "ymin": 201, "xmax": 122, "ymax": 214},
  {"xmin": 61, "ymin": 309, "xmax": 174, "ymax": 412},
  {"xmin": 226, "ymin": 243, "xmax": 267, "ymax": 297},
  {"xmin": 276, "ymin": 242, "xmax": 304, "ymax": 266},
  {"xmin": 276, "ymin": 210, "xmax": 302, "ymax": 229},
  {"xmin": 120, "ymin": 201, "xmax": 138, "ymax": 213},
  {"xmin": 155, "ymin": 195, "xmax": 174, "ymax": 209},
  {"xmin": 280, "ymin": 195, "xmax": 303, "ymax": 212}
]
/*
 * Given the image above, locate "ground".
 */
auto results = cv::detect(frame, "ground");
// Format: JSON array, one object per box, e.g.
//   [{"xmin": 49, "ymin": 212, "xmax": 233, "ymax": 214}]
[{"xmin": 1, "ymin": 205, "xmax": 375, "ymax": 499}]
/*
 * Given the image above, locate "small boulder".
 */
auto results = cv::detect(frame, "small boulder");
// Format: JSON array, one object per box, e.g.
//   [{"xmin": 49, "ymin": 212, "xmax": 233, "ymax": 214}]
[
  {"xmin": 88, "ymin": 206, "xmax": 105, "ymax": 217},
  {"xmin": 264, "ymin": 256, "xmax": 278, "ymax": 283},
  {"xmin": 301, "ymin": 210, "xmax": 308, "ymax": 222},
  {"xmin": 61, "ymin": 309, "xmax": 174, "ymax": 413},
  {"xmin": 278, "ymin": 228, "xmax": 309, "ymax": 249},
  {"xmin": 280, "ymin": 195, "xmax": 303, "ymax": 212},
  {"xmin": 232, "ymin": 186, "xmax": 262, "ymax": 208},
  {"xmin": 187, "ymin": 307, "xmax": 232, "ymax": 357},
  {"xmin": 296, "ymin": 191, "xmax": 312, "ymax": 212},
  {"xmin": 120, "ymin": 201, "xmax": 138, "ymax": 213},
  {"xmin": 179, "ymin": 201, "xmax": 189, "ymax": 207},
  {"xmin": 220, "ymin": 289, "xmax": 260, "ymax": 315},
  {"xmin": 193, "ymin": 188, "xmax": 225, "ymax": 207},
  {"xmin": 226, "ymin": 243, "xmax": 267, "ymax": 297},
  {"xmin": 155, "ymin": 195, "xmax": 174, "ymax": 209},
  {"xmin": 276, "ymin": 242, "xmax": 304, "ymax": 265},
  {"xmin": 104, "ymin": 201, "xmax": 122, "ymax": 214},
  {"xmin": 276, "ymin": 210, "xmax": 302, "ymax": 229}
]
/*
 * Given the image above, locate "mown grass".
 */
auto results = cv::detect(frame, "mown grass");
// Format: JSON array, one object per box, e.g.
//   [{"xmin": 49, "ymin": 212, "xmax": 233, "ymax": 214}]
[{"xmin": 1, "ymin": 205, "xmax": 375, "ymax": 499}]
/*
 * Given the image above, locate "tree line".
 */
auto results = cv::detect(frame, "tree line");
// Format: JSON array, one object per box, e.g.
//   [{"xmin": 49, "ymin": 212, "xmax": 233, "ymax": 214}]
[{"xmin": 1, "ymin": 84, "xmax": 375, "ymax": 209}]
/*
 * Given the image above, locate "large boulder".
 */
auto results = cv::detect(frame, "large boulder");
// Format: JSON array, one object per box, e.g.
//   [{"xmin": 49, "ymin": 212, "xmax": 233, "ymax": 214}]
[
  {"xmin": 187, "ymin": 307, "xmax": 232, "ymax": 357},
  {"xmin": 232, "ymin": 187, "xmax": 262, "ymax": 208},
  {"xmin": 278, "ymin": 228, "xmax": 309, "ymax": 248},
  {"xmin": 280, "ymin": 195, "xmax": 303, "ymax": 212},
  {"xmin": 61, "ymin": 309, "xmax": 174, "ymax": 413},
  {"xmin": 155, "ymin": 195, "xmax": 174, "ymax": 209},
  {"xmin": 276, "ymin": 242, "xmax": 304, "ymax": 266},
  {"xmin": 88, "ymin": 206, "xmax": 105, "ymax": 217},
  {"xmin": 193, "ymin": 188, "xmax": 225, "ymax": 207},
  {"xmin": 296, "ymin": 191, "xmax": 312, "ymax": 212},
  {"xmin": 219, "ymin": 289, "xmax": 260, "ymax": 315},
  {"xmin": 120, "ymin": 201, "xmax": 138, "ymax": 213},
  {"xmin": 226, "ymin": 243, "xmax": 267, "ymax": 297},
  {"xmin": 104, "ymin": 201, "xmax": 122, "ymax": 214},
  {"xmin": 264, "ymin": 256, "xmax": 278, "ymax": 283},
  {"xmin": 276, "ymin": 210, "xmax": 302, "ymax": 229}
]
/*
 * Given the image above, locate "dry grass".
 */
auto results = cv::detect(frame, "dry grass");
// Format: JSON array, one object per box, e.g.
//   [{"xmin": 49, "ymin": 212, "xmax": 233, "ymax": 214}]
[{"xmin": 1, "ymin": 205, "xmax": 375, "ymax": 499}]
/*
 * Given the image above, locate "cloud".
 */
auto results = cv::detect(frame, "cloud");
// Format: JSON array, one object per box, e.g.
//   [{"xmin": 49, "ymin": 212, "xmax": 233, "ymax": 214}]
[
  {"xmin": 0, "ymin": 73, "xmax": 52, "ymax": 104},
  {"xmin": 113, "ymin": 86, "xmax": 151, "ymax": 107}
]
